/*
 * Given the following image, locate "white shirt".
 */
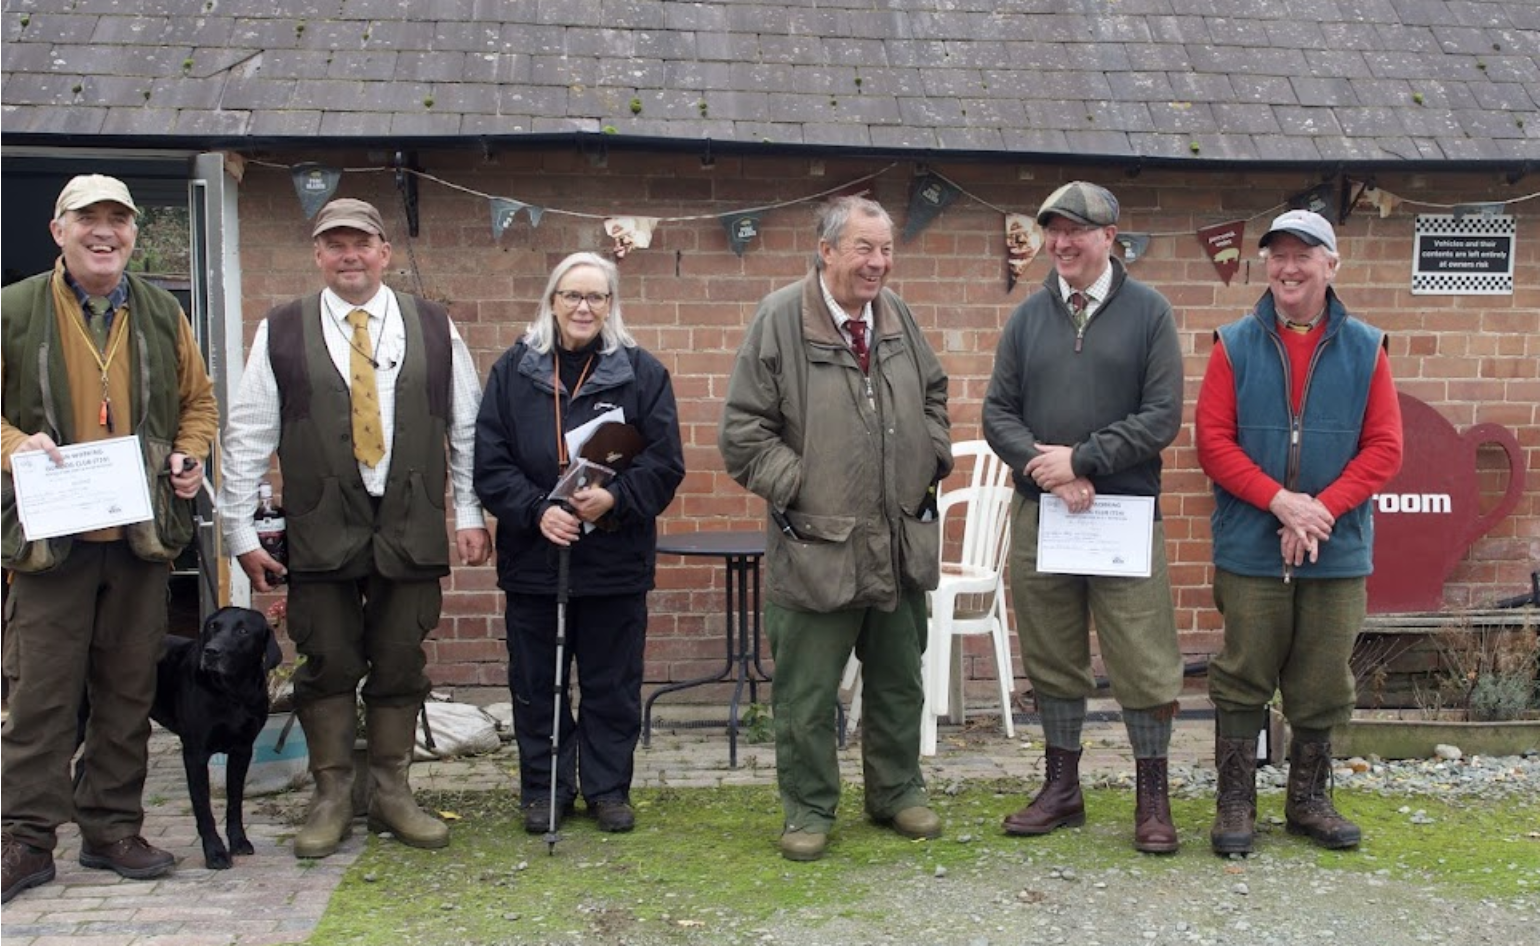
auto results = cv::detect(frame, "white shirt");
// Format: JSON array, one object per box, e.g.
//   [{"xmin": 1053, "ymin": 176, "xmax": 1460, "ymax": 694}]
[
  {"xmin": 818, "ymin": 275, "xmax": 873, "ymax": 349},
  {"xmin": 1057, "ymin": 263, "xmax": 1114, "ymax": 322},
  {"xmin": 221, "ymin": 285, "xmax": 485, "ymax": 556}
]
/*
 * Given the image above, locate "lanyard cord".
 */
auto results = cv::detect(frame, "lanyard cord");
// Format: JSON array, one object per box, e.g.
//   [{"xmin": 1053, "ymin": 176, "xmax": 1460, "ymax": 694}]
[
  {"xmin": 552, "ymin": 350, "xmax": 596, "ymax": 468},
  {"xmin": 65, "ymin": 305, "xmax": 129, "ymax": 431},
  {"xmin": 323, "ymin": 295, "xmax": 389, "ymax": 368}
]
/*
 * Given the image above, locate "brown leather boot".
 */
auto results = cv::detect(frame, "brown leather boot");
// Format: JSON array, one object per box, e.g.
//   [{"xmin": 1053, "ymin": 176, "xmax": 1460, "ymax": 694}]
[
  {"xmin": 1002, "ymin": 745, "xmax": 1085, "ymax": 836},
  {"xmin": 293, "ymin": 695, "xmax": 358, "ymax": 859},
  {"xmin": 1285, "ymin": 739, "xmax": 1360, "ymax": 849},
  {"xmin": 1133, "ymin": 757, "xmax": 1179, "ymax": 853},
  {"xmin": 1210, "ymin": 734, "xmax": 1258, "ymax": 856}
]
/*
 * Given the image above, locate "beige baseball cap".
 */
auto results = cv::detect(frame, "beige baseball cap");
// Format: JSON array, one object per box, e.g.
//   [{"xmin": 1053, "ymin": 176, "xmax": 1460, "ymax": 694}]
[
  {"xmin": 311, "ymin": 198, "xmax": 388, "ymax": 239},
  {"xmin": 54, "ymin": 174, "xmax": 140, "ymax": 219}
]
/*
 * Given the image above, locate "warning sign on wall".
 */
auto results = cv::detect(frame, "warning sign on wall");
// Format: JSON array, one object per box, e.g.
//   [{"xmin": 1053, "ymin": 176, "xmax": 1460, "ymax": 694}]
[{"xmin": 1411, "ymin": 214, "xmax": 1515, "ymax": 295}]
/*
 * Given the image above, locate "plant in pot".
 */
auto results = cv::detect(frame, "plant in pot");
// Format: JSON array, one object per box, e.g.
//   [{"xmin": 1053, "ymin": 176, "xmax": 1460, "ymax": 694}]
[{"xmin": 1336, "ymin": 615, "xmax": 1540, "ymax": 759}]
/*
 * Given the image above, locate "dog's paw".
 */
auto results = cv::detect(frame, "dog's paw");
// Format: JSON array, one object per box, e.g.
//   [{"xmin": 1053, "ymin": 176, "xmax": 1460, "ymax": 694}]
[{"xmin": 203, "ymin": 843, "xmax": 234, "ymax": 870}]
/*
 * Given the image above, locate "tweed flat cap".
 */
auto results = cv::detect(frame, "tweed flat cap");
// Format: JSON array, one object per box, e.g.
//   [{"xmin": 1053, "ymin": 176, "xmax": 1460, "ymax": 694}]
[{"xmin": 1036, "ymin": 181, "xmax": 1120, "ymax": 227}]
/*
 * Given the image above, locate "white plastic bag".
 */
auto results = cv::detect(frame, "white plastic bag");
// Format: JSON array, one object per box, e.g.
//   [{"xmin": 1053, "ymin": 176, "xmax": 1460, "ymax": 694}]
[{"xmin": 413, "ymin": 702, "xmax": 501, "ymax": 761}]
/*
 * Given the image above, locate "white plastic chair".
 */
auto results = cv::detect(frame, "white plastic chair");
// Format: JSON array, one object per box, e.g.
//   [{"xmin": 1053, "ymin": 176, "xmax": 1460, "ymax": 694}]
[
  {"xmin": 841, "ymin": 442, "xmax": 1017, "ymax": 753},
  {"xmin": 920, "ymin": 481, "xmax": 1017, "ymax": 755}
]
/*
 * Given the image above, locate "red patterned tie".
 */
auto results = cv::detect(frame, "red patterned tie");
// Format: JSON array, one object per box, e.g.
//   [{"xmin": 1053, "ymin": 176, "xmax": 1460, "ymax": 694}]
[{"xmin": 847, "ymin": 319, "xmax": 869, "ymax": 373}]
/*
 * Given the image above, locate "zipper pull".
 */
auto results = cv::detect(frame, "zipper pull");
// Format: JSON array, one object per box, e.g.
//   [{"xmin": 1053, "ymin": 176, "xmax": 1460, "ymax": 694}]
[
  {"xmin": 1075, "ymin": 326, "xmax": 1085, "ymax": 353},
  {"xmin": 864, "ymin": 376, "xmax": 875, "ymax": 412}
]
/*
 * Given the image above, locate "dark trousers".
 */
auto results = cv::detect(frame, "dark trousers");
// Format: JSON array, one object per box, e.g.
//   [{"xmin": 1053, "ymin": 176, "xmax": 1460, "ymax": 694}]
[
  {"xmin": 1, "ymin": 541, "xmax": 168, "ymax": 850},
  {"xmin": 504, "ymin": 591, "xmax": 647, "ymax": 808},
  {"xmin": 284, "ymin": 554, "xmax": 443, "ymax": 709}
]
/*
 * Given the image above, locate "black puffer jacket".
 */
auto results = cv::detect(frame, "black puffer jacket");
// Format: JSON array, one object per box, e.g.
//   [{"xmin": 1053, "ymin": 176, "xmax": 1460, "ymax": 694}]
[{"xmin": 474, "ymin": 339, "xmax": 684, "ymax": 596}]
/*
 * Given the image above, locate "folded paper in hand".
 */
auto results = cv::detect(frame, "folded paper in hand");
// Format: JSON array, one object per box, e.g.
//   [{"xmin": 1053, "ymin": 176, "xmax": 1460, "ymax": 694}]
[{"xmin": 549, "ymin": 457, "xmax": 616, "ymax": 504}]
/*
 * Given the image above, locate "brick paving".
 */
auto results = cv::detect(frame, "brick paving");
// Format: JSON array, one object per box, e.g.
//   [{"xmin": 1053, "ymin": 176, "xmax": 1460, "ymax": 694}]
[{"xmin": 0, "ymin": 695, "xmax": 1216, "ymax": 946}]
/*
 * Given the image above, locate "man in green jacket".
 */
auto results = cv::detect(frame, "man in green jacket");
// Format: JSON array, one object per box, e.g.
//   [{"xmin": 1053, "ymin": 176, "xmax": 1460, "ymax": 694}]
[
  {"xmin": 720, "ymin": 196, "xmax": 952, "ymax": 862},
  {"xmin": 3, "ymin": 175, "xmax": 218, "ymax": 902}
]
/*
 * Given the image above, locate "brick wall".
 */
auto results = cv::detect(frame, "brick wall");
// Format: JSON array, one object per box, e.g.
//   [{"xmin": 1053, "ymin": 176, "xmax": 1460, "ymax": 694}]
[{"xmin": 237, "ymin": 149, "xmax": 1540, "ymax": 690}]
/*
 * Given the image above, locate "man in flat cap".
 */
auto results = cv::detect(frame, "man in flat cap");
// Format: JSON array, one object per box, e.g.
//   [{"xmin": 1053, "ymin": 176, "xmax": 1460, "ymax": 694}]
[
  {"xmin": 1196, "ymin": 209, "xmax": 1401, "ymax": 856},
  {"xmin": 983, "ymin": 181, "xmax": 1185, "ymax": 852},
  {"xmin": 221, "ymin": 198, "xmax": 491, "ymax": 858},
  {"xmin": 3, "ymin": 175, "xmax": 218, "ymax": 901}
]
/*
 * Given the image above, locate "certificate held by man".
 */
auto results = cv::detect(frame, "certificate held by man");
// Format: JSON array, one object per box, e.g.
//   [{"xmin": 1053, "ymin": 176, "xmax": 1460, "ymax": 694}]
[
  {"xmin": 9, "ymin": 435, "xmax": 153, "ymax": 540},
  {"xmin": 1037, "ymin": 493, "xmax": 1155, "ymax": 578}
]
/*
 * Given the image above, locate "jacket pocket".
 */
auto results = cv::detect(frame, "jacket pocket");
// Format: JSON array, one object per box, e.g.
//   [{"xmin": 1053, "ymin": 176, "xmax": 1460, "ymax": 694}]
[
  {"xmin": 125, "ymin": 435, "xmax": 194, "ymax": 563},
  {"xmin": 287, "ymin": 475, "xmax": 351, "ymax": 573},
  {"xmin": 898, "ymin": 513, "xmax": 941, "ymax": 592},
  {"xmin": 766, "ymin": 512, "xmax": 858, "ymax": 613},
  {"xmin": 2, "ymin": 471, "xmax": 70, "ymax": 572}
]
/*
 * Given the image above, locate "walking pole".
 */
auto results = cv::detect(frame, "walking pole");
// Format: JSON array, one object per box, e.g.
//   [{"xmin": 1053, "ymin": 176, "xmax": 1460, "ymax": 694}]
[{"xmin": 546, "ymin": 539, "xmax": 571, "ymax": 856}]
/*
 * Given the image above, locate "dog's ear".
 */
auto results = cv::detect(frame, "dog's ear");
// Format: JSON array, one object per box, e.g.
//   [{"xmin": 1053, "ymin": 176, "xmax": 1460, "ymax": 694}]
[{"xmin": 262, "ymin": 621, "xmax": 283, "ymax": 672}]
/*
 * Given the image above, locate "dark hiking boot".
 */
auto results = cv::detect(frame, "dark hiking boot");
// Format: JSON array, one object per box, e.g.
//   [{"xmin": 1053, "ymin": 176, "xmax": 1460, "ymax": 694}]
[
  {"xmin": 1211, "ymin": 734, "xmax": 1259, "ymax": 856},
  {"xmin": 1285, "ymin": 739, "xmax": 1361, "ymax": 849},
  {"xmin": 2, "ymin": 833, "xmax": 55, "ymax": 903}
]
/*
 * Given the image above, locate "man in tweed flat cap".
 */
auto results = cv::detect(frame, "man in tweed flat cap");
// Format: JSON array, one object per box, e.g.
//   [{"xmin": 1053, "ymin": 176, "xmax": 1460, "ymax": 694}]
[{"xmin": 983, "ymin": 181, "xmax": 1187, "ymax": 853}]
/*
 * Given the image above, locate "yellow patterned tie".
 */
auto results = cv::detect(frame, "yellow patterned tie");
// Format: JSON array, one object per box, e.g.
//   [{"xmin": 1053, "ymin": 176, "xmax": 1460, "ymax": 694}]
[{"xmin": 346, "ymin": 309, "xmax": 385, "ymax": 467}]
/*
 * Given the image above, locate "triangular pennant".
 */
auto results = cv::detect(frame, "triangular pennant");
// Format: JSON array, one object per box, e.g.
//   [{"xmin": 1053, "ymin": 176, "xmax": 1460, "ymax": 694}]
[
  {"xmin": 1452, "ymin": 202, "xmax": 1506, "ymax": 220},
  {"xmin": 1197, "ymin": 220, "xmax": 1246, "ymax": 285},
  {"xmin": 901, "ymin": 173, "xmax": 960, "ymax": 242},
  {"xmin": 604, "ymin": 217, "xmax": 660, "ymax": 259},
  {"xmin": 525, "ymin": 205, "xmax": 544, "ymax": 228},
  {"xmin": 291, "ymin": 163, "xmax": 342, "ymax": 220},
  {"xmin": 1288, "ymin": 182, "xmax": 1335, "ymax": 217},
  {"xmin": 720, "ymin": 211, "xmax": 763, "ymax": 257},
  {"xmin": 490, "ymin": 198, "xmax": 527, "ymax": 239},
  {"xmin": 1004, "ymin": 213, "xmax": 1043, "ymax": 291},
  {"xmin": 1115, "ymin": 233, "xmax": 1151, "ymax": 264}
]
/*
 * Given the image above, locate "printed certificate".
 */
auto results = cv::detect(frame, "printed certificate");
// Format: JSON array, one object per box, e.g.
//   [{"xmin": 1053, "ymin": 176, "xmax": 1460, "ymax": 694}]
[
  {"xmin": 1037, "ymin": 493, "xmax": 1155, "ymax": 578},
  {"xmin": 10, "ymin": 436, "xmax": 153, "ymax": 540}
]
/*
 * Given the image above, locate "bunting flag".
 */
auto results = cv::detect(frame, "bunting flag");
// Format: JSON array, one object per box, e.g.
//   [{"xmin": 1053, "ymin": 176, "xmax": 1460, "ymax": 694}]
[
  {"xmin": 1452, "ymin": 202, "xmax": 1506, "ymax": 220},
  {"xmin": 1115, "ymin": 233, "xmax": 1151, "ymax": 264},
  {"xmin": 490, "ymin": 198, "xmax": 543, "ymax": 238},
  {"xmin": 901, "ymin": 173, "xmax": 961, "ymax": 242},
  {"xmin": 720, "ymin": 211, "xmax": 763, "ymax": 257},
  {"xmin": 1197, "ymin": 219, "xmax": 1246, "ymax": 285},
  {"xmin": 1356, "ymin": 185, "xmax": 1403, "ymax": 219},
  {"xmin": 291, "ymin": 163, "xmax": 342, "ymax": 220},
  {"xmin": 1288, "ymin": 182, "xmax": 1335, "ymax": 217},
  {"xmin": 1004, "ymin": 213, "xmax": 1043, "ymax": 291},
  {"xmin": 604, "ymin": 216, "xmax": 660, "ymax": 259}
]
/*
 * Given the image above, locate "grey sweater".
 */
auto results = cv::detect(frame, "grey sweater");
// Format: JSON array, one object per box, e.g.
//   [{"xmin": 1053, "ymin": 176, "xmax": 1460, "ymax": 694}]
[{"xmin": 982, "ymin": 255, "xmax": 1183, "ymax": 508}]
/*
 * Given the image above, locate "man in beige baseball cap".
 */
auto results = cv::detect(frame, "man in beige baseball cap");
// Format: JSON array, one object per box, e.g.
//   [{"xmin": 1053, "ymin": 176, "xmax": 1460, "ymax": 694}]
[
  {"xmin": 2, "ymin": 173, "xmax": 217, "ymax": 902},
  {"xmin": 310, "ymin": 197, "xmax": 387, "ymax": 240},
  {"xmin": 53, "ymin": 173, "xmax": 140, "ymax": 220}
]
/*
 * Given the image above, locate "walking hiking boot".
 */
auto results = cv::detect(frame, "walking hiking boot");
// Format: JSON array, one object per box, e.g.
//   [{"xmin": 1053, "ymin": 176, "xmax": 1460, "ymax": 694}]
[
  {"xmin": 593, "ymin": 800, "xmax": 636, "ymax": 833},
  {"xmin": 779, "ymin": 829, "xmax": 828, "ymax": 862},
  {"xmin": 1002, "ymin": 745, "xmax": 1085, "ymax": 836},
  {"xmin": 79, "ymin": 835, "xmax": 175, "ymax": 879},
  {"xmin": 524, "ymin": 799, "xmax": 574, "ymax": 835},
  {"xmin": 1285, "ymin": 739, "xmax": 1361, "ymax": 849},
  {"xmin": 1211, "ymin": 734, "xmax": 1258, "ymax": 856},
  {"xmin": 2, "ymin": 833, "xmax": 56, "ymax": 904},
  {"xmin": 1133, "ymin": 757, "xmax": 1179, "ymax": 853}
]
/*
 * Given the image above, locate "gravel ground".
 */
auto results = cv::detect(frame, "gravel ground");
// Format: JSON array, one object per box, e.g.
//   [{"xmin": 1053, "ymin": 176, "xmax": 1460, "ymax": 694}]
[{"xmin": 760, "ymin": 753, "xmax": 1540, "ymax": 947}]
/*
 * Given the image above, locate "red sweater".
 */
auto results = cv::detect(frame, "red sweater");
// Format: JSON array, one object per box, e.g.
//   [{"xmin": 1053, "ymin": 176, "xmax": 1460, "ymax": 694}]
[{"xmin": 1196, "ymin": 322, "xmax": 1402, "ymax": 519}]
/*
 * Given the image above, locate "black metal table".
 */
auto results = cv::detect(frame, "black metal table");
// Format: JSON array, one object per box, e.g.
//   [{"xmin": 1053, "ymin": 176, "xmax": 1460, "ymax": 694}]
[{"xmin": 644, "ymin": 530, "xmax": 772, "ymax": 767}]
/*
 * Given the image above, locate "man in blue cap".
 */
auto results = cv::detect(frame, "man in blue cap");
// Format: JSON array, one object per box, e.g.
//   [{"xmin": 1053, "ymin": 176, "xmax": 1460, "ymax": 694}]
[{"xmin": 984, "ymin": 181, "xmax": 1186, "ymax": 853}]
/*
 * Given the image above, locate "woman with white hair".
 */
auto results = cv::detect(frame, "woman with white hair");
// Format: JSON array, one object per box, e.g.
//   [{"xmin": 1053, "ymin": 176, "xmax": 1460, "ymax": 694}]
[{"xmin": 474, "ymin": 252, "xmax": 684, "ymax": 835}]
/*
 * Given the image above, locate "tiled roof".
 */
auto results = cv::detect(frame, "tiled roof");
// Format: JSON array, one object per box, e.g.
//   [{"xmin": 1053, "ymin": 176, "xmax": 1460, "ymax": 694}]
[{"xmin": 3, "ymin": 0, "xmax": 1537, "ymax": 166}]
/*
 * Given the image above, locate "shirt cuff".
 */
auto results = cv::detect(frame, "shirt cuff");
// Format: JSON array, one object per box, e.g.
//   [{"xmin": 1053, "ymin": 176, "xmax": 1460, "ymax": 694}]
[
  {"xmin": 455, "ymin": 505, "xmax": 486, "ymax": 531},
  {"xmin": 225, "ymin": 527, "xmax": 260, "ymax": 558}
]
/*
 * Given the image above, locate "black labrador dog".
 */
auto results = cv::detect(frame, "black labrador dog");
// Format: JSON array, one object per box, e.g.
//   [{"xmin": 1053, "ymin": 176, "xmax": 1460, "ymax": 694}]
[{"xmin": 149, "ymin": 605, "xmax": 282, "ymax": 870}]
